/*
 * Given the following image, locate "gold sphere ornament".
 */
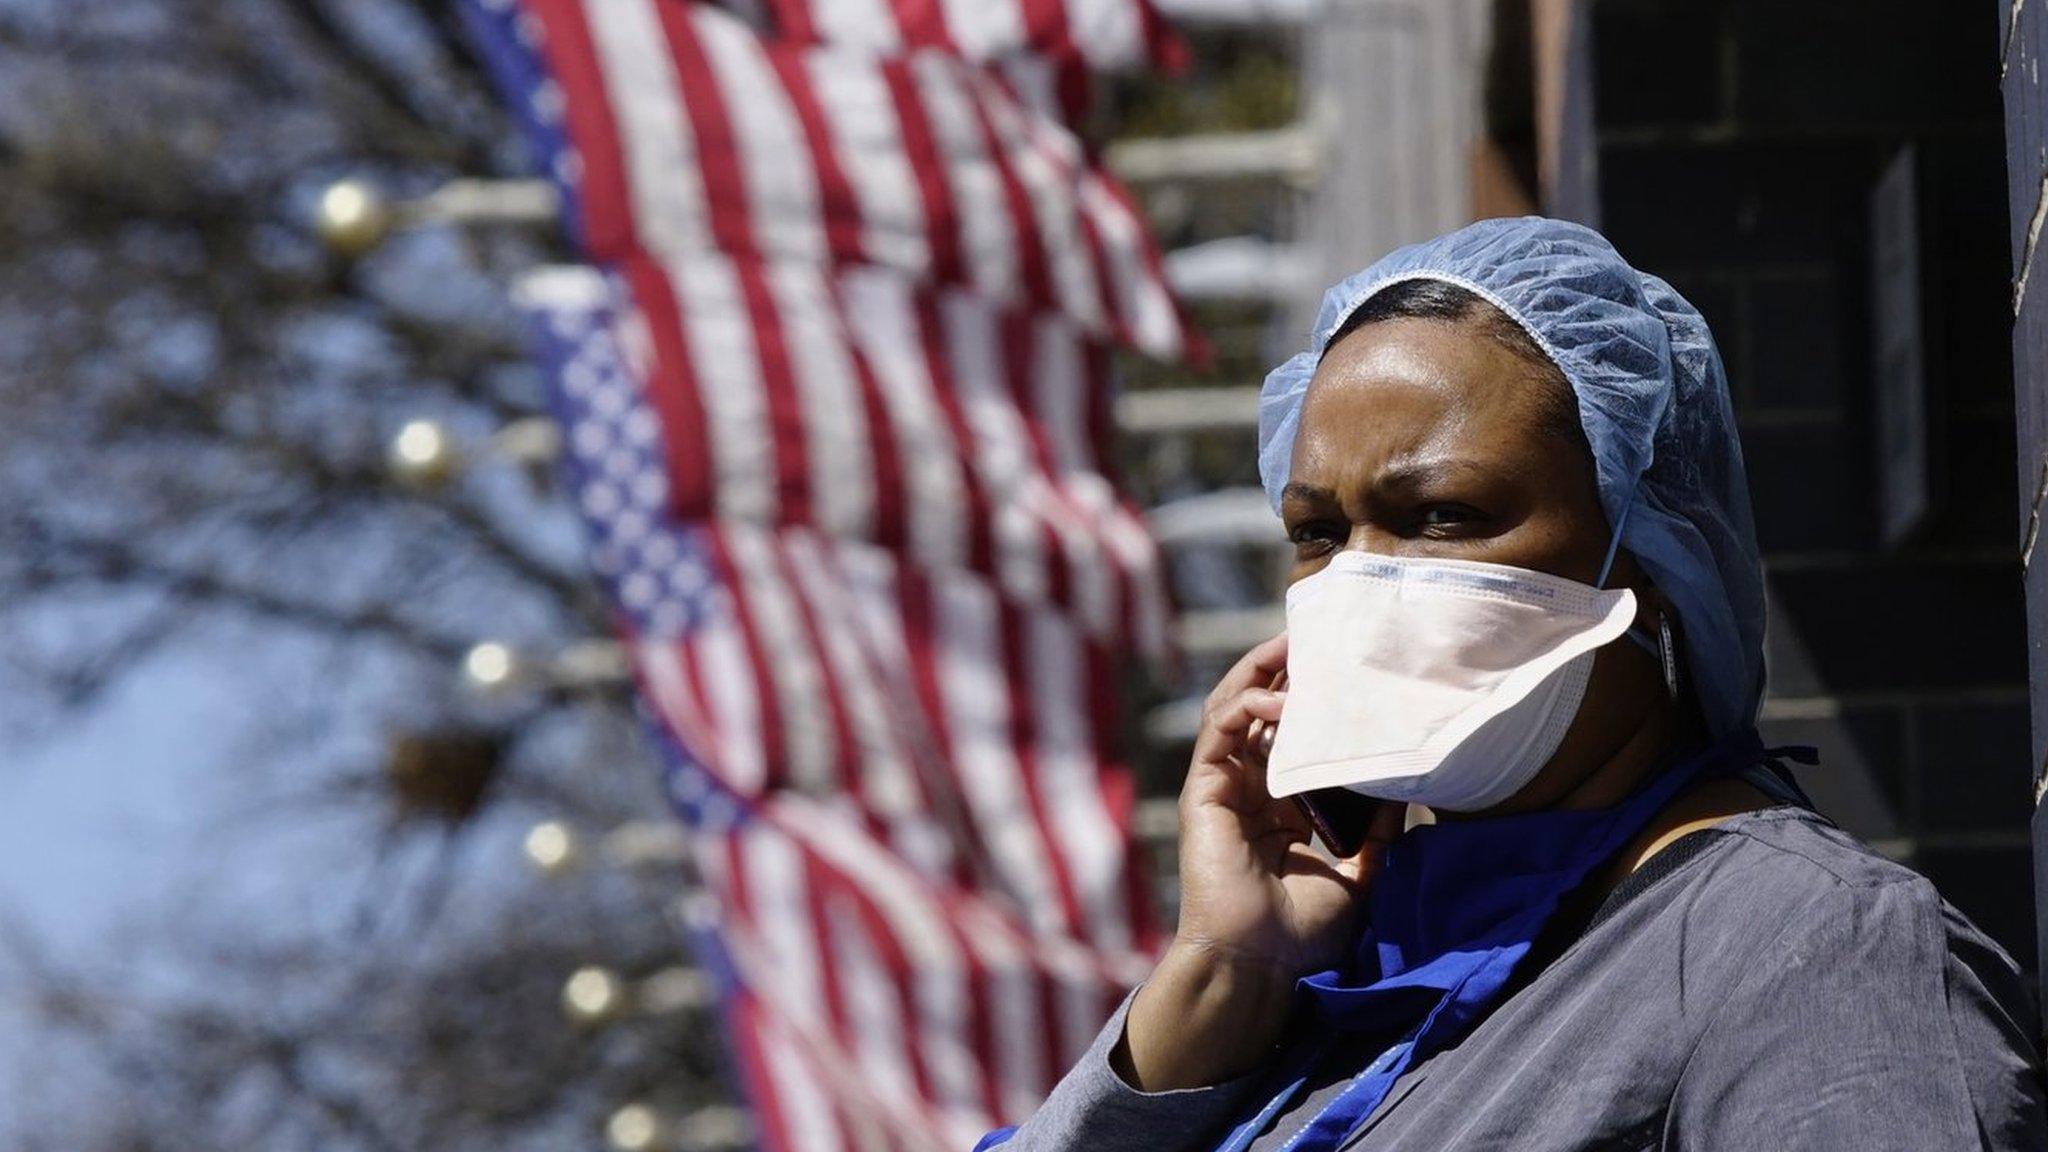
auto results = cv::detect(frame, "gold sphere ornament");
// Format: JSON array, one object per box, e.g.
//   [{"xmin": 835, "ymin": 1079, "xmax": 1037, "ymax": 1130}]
[
  {"xmin": 605, "ymin": 1103, "xmax": 668, "ymax": 1152},
  {"xmin": 316, "ymin": 178, "xmax": 394, "ymax": 258},
  {"xmin": 562, "ymin": 965, "xmax": 627, "ymax": 1026},
  {"xmin": 523, "ymin": 820, "xmax": 578, "ymax": 876},
  {"xmin": 461, "ymin": 641, "xmax": 522, "ymax": 695},
  {"xmin": 387, "ymin": 419, "xmax": 460, "ymax": 489}
]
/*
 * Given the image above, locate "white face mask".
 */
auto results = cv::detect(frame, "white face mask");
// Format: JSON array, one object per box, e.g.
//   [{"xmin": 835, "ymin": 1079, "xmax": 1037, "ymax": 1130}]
[{"xmin": 1265, "ymin": 551, "xmax": 1638, "ymax": 812}]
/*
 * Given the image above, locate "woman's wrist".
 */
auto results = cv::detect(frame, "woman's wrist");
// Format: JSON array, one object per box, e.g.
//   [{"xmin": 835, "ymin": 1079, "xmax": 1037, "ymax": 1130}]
[{"xmin": 1113, "ymin": 939, "xmax": 1300, "ymax": 1092}]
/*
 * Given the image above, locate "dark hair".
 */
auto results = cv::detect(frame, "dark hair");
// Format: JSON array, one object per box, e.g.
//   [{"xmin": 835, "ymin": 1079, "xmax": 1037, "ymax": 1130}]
[{"xmin": 1321, "ymin": 278, "xmax": 1585, "ymax": 451}]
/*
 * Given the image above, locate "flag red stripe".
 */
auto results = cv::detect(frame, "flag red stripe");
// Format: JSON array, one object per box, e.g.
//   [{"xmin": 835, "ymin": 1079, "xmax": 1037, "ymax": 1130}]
[
  {"xmin": 879, "ymin": 60, "xmax": 968, "ymax": 287},
  {"xmin": 908, "ymin": 294, "xmax": 997, "ymax": 577},
  {"xmin": 761, "ymin": 0, "xmax": 821, "ymax": 42},
  {"xmin": 620, "ymin": 257, "xmax": 716, "ymax": 516},
  {"xmin": 653, "ymin": 4, "xmax": 760, "ymax": 260},
  {"xmin": 837, "ymin": 289, "xmax": 912, "ymax": 553},
  {"xmin": 999, "ymin": 310, "xmax": 1093, "ymax": 627},
  {"xmin": 705, "ymin": 530, "xmax": 791, "ymax": 793},
  {"xmin": 933, "ymin": 895, "xmax": 1010, "ymax": 1129},
  {"xmin": 525, "ymin": 0, "xmax": 635, "ymax": 256},
  {"xmin": 801, "ymin": 852, "xmax": 856, "ymax": 1039},
  {"xmin": 996, "ymin": 598, "xmax": 1090, "ymax": 938},
  {"xmin": 763, "ymin": 47, "xmax": 872, "ymax": 265},
  {"xmin": 963, "ymin": 89, "xmax": 1054, "ymax": 311},
  {"xmin": 766, "ymin": 536, "xmax": 865, "ymax": 801},
  {"xmin": 1018, "ymin": 0, "xmax": 1077, "ymax": 67},
  {"xmin": 841, "ymin": 877, "xmax": 944, "ymax": 1112},
  {"xmin": 732, "ymin": 264, "xmax": 815, "ymax": 529},
  {"xmin": 726, "ymin": 992, "xmax": 801, "ymax": 1152}
]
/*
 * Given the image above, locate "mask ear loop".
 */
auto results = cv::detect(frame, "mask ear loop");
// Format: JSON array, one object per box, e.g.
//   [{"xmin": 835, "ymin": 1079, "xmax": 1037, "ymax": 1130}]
[
  {"xmin": 1601, "ymin": 490, "xmax": 1682, "ymax": 700},
  {"xmin": 1601, "ymin": 489, "xmax": 1652, "ymax": 648},
  {"xmin": 1595, "ymin": 490, "xmax": 1635, "ymax": 588}
]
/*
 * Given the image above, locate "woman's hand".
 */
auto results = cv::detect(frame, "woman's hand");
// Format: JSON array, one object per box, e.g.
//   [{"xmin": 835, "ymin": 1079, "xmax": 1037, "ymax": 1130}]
[{"xmin": 1115, "ymin": 633, "xmax": 1404, "ymax": 1091}]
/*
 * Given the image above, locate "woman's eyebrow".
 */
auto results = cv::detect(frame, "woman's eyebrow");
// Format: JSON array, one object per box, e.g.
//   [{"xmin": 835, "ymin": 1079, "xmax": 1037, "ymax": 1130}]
[
  {"xmin": 1376, "ymin": 455, "xmax": 1498, "ymax": 491},
  {"xmin": 1283, "ymin": 459, "xmax": 1501, "ymax": 511},
  {"xmin": 1280, "ymin": 481, "xmax": 1337, "ymax": 507}
]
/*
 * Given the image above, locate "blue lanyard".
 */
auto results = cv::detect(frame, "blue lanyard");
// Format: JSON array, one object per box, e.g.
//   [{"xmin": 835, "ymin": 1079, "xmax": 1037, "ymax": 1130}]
[
  {"xmin": 1210, "ymin": 1041, "xmax": 1327, "ymax": 1152},
  {"xmin": 1210, "ymin": 1028, "xmax": 1420, "ymax": 1152}
]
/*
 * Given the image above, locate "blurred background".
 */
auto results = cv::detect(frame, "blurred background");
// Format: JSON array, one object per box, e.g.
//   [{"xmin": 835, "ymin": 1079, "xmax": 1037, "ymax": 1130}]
[{"xmin": 0, "ymin": 0, "xmax": 2041, "ymax": 1149}]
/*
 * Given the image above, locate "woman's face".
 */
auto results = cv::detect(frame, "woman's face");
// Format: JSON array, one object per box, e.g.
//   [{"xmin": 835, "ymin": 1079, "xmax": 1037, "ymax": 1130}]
[{"xmin": 1281, "ymin": 314, "xmax": 1672, "ymax": 813}]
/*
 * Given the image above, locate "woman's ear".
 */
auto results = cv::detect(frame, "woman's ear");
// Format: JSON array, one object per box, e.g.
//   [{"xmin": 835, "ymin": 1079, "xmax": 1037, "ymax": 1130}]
[{"xmin": 1625, "ymin": 575, "xmax": 1689, "ymax": 706}]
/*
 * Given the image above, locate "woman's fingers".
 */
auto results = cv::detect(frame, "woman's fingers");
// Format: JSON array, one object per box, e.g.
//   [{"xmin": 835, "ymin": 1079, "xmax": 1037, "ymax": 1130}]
[
  {"xmin": 1185, "ymin": 687, "xmax": 1286, "ymax": 811},
  {"xmin": 1203, "ymin": 632, "xmax": 1288, "ymax": 717}
]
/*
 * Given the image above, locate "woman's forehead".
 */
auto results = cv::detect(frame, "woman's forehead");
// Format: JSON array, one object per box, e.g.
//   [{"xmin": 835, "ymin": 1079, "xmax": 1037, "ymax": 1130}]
[{"xmin": 1295, "ymin": 318, "xmax": 1559, "ymax": 473}]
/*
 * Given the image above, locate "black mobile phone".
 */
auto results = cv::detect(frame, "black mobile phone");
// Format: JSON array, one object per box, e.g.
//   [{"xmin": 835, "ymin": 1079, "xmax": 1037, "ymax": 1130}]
[
  {"xmin": 1291, "ymin": 787, "xmax": 1383, "ymax": 859},
  {"xmin": 1247, "ymin": 668, "xmax": 1383, "ymax": 858}
]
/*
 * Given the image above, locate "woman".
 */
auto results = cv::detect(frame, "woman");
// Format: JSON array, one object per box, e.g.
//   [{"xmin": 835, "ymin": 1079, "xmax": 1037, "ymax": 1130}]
[{"xmin": 980, "ymin": 218, "xmax": 2046, "ymax": 1150}]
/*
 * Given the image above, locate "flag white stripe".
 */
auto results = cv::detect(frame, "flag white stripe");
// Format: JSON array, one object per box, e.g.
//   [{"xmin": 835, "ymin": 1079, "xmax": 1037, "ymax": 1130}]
[
  {"xmin": 581, "ymin": 4, "xmax": 1186, "ymax": 357},
  {"xmin": 1023, "ymin": 610, "xmax": 1134, "ymax": 954},
  {"xmin": 1079, "ymin": 177, "xmax": 1182, "ymax": 359},
  {"xmin": 808, "ymin": 55, "xmax": 932, "ymax": 276},
  {"xmin": 691, "ymin": 6, "xmax": 831, "ymax": 264},
  {"xmin": 580, "ymin": 0, "xmax": 714, "ymax": 258},
  {"xmin": 948, "ymin": 896, "xmax": 1072, "ymax": 1113},
  {"xmin": 936, "ymin": 0, "xmax": 1025, "ymax": 62},
  {"xmin": 779, "ymin": 535, "xmax": 938, "ymax": 868},
  {"xmin": 994, "ymin": 57, "xmax": 1062, "ymax": 122},
  {"xmin": 1112, "ymin": 514, "xmax": 1172, "ymax": 660},
  {"xmin": 741, "ymin": 826, "xmax": 831, "ymax": 1032},
  {"xmin": 755, "ymin": 1010, "xmax": 851, "ymax": 1152},
  {"xmin": 828, "ymin": 899, "xmax": 922, "ymax": 1110},
  {"xmin": 935, "ymin": 294, "xmax": 1048, "ymax": 605},
  {"xmin": 811, "ymin": 0, "xmax": 903, "ymax": 53},
  {"xmin": 669, "ymin": 256, "xmax": 779, "ymax": 523},
  {"xmin": 908, "ymin": 56, "xmax": 1020, "ymax": 304},
  {"xmin": 1061, "ymin": 0, "xmax": 1145, "ymax": 71},
  {"xmin": 724, "ymin": 527, "xmax": 840, "ymax": 794},
  {"xmin": 772, "ymin": 0, "xmax": 1162, "ymax": 70},
  {"xmin": 840, "ymin": 272, "xmax": 971, "ymax": 574},
  {"xmin": 767, "ymin": 266, "xmax": 877, "ymax": 541},
  {"xmin": 980, "ymin": 82, "xmax": 1110, "ymax": 334},
  {"xmin": 775, "ymin": 801, "xmax": 990, "ymax": 1139},
  {"xmin": 722, "ymin": 909, "xmax": 913, "ymax": 1151},
  {"xmin": 689, "ymin": 595, "xmax": 772, "ymax": 792},
  {"xmin": 831, "ymin": 542, "xmax": 983, "ymax": 867},
  {"xmin": 1053, "ymin": 944, "xmax": 1108, "ymax": 1066},
  {"xmin": 1026, "ymin": 322, "xmax": 1120, "ymax": 638},
  {"xmin": 931, "ymin": 577, "xmax": 1065, "ymax": 932},
  {"xmin": 634, "ymin": 638, "xmax": 727, "ymax": 775}
]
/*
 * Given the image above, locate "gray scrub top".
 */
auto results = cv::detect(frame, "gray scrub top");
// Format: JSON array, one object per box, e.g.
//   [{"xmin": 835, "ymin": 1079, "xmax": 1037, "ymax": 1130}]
[{"xmin": 1000, "ymin": 806, "xmax": 2047, "ymax": 1151}]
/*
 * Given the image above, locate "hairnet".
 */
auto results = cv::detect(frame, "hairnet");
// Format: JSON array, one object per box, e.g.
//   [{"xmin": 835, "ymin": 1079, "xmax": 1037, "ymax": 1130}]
[{"xmin": 1256, "ymin": 216, "xmax": 1765, "ymax": 739}]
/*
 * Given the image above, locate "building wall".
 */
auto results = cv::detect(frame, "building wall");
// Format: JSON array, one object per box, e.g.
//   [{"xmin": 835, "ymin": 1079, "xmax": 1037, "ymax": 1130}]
[
  {"xmin": 1296, "ymin": 0, "xmax": 1494, "ymax": 336},
  {"xmin": 1585, "ymin": 0, "xmax": 2035, "ymax": 965},
  {"xmin": 2003, "ymin": 0, "xmax": 2048, "ymax": 993}
]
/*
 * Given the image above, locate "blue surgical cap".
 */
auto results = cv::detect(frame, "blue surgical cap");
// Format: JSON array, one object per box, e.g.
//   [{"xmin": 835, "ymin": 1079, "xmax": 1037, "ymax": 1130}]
[{"xmin": 1257, "ymin": 216, "xmax": 1765, "ymax": 739}]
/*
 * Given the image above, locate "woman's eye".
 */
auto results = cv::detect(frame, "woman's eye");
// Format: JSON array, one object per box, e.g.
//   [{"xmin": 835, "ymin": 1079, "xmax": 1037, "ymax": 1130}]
[
  {"xmin": 1287, "ymin": 522, "xmax": 1340, "ymax": 552},
  {"xmin": 1417, "ymin": 505, "xmax": 1485, "ymax": 534}
]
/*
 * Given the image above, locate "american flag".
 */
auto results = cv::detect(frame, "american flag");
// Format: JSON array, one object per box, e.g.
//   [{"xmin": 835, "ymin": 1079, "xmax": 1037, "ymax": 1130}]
[
  {"xmin": 464, "ymin": 1, "xmax": 1188, "ymax": 1146},
  {"xmin": 755, "ymin": 0, "xmax": 1184, "ymax": 71},
  {"xmin": 467, "ymin": 0, "xmax": 1192, "ymax": 359}
]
